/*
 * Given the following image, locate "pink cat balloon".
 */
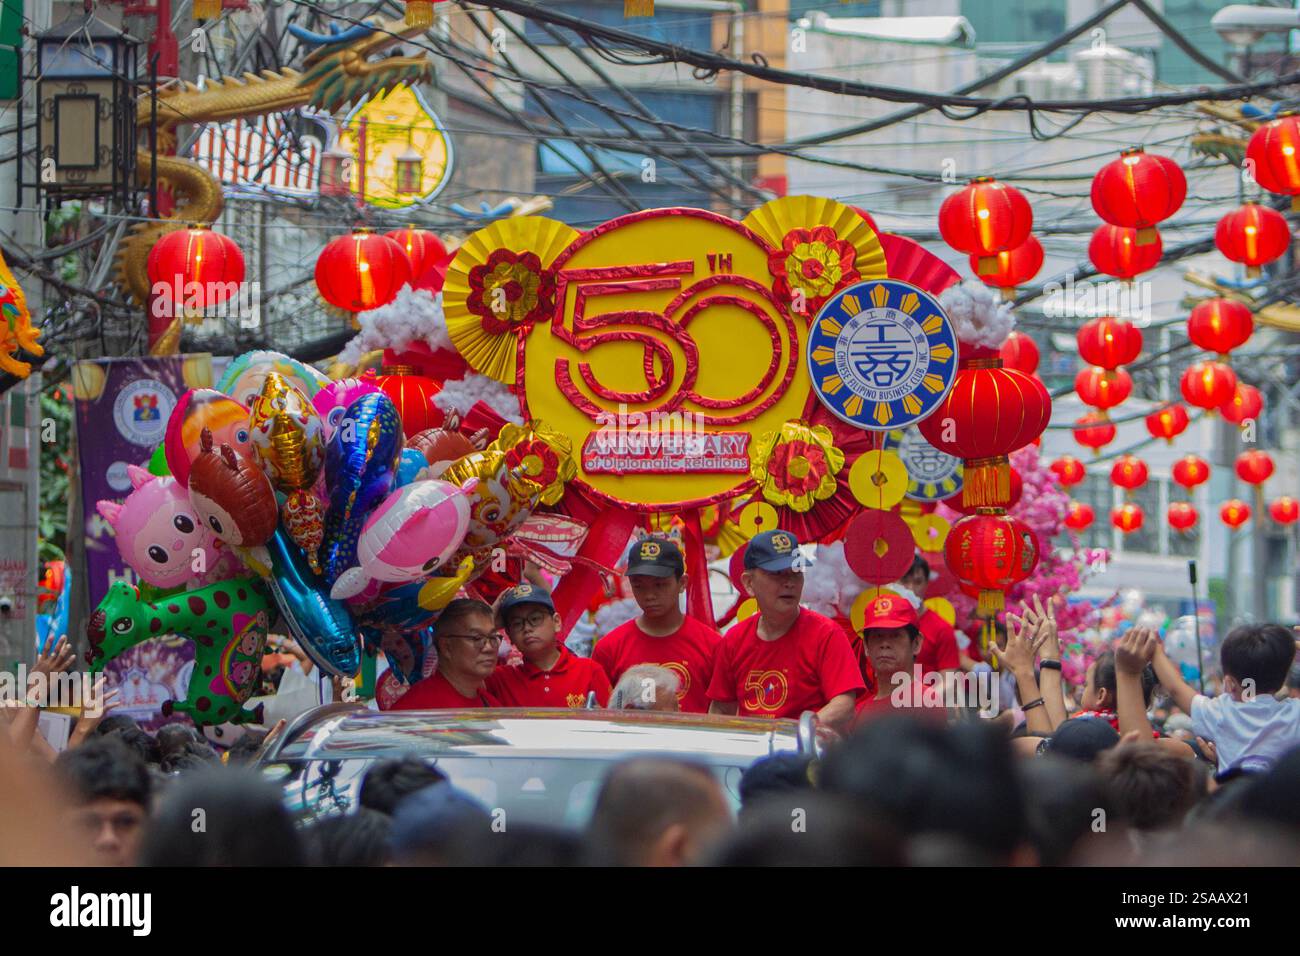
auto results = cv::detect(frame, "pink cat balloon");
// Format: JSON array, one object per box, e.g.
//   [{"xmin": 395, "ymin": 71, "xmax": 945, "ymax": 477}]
[
  {"xmin": 311, "ymin": 373, "xmax": 381, "ymax": 440},
  {"xmin": 96, "ymin": 465, "xmax": 239, "ymax": 589}
]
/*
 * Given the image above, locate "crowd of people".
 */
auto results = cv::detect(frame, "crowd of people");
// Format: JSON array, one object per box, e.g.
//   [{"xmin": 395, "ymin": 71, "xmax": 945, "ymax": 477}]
[{"xmin": 3, "ymin": 527, "xmax": 1300, "ymax": 866}]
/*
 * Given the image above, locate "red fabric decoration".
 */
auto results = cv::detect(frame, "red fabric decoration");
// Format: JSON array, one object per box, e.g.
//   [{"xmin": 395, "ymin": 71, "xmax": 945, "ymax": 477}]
[
  {"xmin": 943, "ymin": 512, "xmax": 1039, "ymax": 615},
  {"xmin": 1050, "ymin": 455, "xmax": 1087, "ymax": 487},
  {"xmin": 1145, "ymin": 405, "xmax": 1189, "ymax": 443},
  {"xmin": 1073, "ymin": 413, "xmax": 1116, "ymax": 454},
  {"xmin": 1172, "ymin": 455, "xmax": 1210, "ymax": 490},
  {"xmin": 1076, "ymin": 317, "xmax": 1142, "ymax": 370},
  {"xmin": 972, "ymin": 235, "xmax": 1043, "ymax": 290},
  {"xmin": 1110, "ymin": 455, "xmax": 1148, "ymax": 491},
  {"xmin": 1220, "ymin": 500, "xmax": 1251, "ymax": 529},
  {"xmin": 1221, "ymin": 383, "xmax": 1263, "ymax": 425},
  {"xmin": 1091, "ymin": 148, "xmax": 1186, "ymax": 245},
  {"xmin": 1111, "ymin": 503, "xmax": 1144, "ymax": 534},
  {"xmin": 1088, "ymin": 224, "xmax": 1163, "ymax": 279},
  {"xmin": 375, "ymin": 372, "xmax": 445, "ymax": 440},
  {"xmin": 1215, "ymin": 202, "xmax": 1291, "ymax": 274},
  {"xmin": 1247, "ymin": 115, "xmax": 1300, "ymax": 209},
  {"xmin": 1167, "ymin": 502, "xmax": 1198, "ymax": 532},
  {"xmin": 843, "ymin": 509, "xmax": 915, "ymax": 585},
  {"xmin": 998, "ymin": 330, "xmax": 1039, "ymax": 374},
  {"xmin": 315, "ymin": 231, "xmax": 410, "ymax": 311},
  {"xmin": 1187, "ymin": 298, "xmax": 1254, "ymax": 356},
  {"xmin": 1180, "ymin": 360, "xmax": 1237, "ymax": 410},
  {"xmin": 1269, "ymin": 496, "xmax": 1300, "ymax": 525},
  {"xmin": 1064, "ymin": 501, "xmax": 1094, "ymax": 531},
  {"xmin": 1235, "ymin": 450, "xmax": 1275, "ymax": 485},
  {"xmin": 1075, "ymin": 366, "xmax": 1132, "ymax": 410},
  {"xmin": 147, "ymin": 225, "xmax": 245, "ymax": 309},
  {"xmin": 938, "ymin": 178, "xmax": 1033, "ymax": 274}
]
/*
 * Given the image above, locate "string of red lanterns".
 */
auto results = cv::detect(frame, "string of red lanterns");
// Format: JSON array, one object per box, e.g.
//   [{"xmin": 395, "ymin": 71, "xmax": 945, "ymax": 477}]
[
  {"xmin": 1246, "ymin": 114, "xmax": 1300, "ymax": 211},
  {"xmin": 315, "ymin": 230, "xmax": 411, "ymax": 312},
  {"xmin": 1167, "ymin": 502, "xmax": 1198, "ymax": 533},
  {"xmin": 1145, "ymin": 404, "xmax": 1190, "ymax": 443},
  {"xmin": 1215, "ymin": 201, "xmax": 1291, "ymax": 278},
  {"xmin": 938, "ymin": 177, "xmax": 1034, "ymax": 275},
  {"xmin": 1112, "ymin": 502, "xmax": 1145, "ymax": 534},
  {"xmin": 1270, "ymin": 496, "xmax": 1300, "ymax": 525},
  {"xmin": 1091, "ymin": 147, "xmax": 1186, "ymax": 246},
  {"xmin": 1064, "ymin": 500, "xmax": 1095, "ymax": 531},
  {"xmin": 973, "ymin": 235, "xmax": 1044, "ymax": 299},
  {"xmin": 1089, "ymin": 224, "xmax": 1163, "ymax": 280},
  {"xmin": 1221, "ymin": 500, "xmax": 1251, "ymax": 529}
]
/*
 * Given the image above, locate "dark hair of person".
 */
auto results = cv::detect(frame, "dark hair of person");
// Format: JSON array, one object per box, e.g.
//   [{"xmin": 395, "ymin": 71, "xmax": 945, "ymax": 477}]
[
  {"xmin": 433, "ymin": 598, "xmax": 496, "ymax": 653},
  {"xmin": 54, "ymin": 736, "xmax": 151, "ymax": 808},
  {"xmin": 224, "ymin": 729, "xmax": 268, "ymax": 766},
  {"xmin": 304, "ymin": 810, "xmax": 393, "ymax": 866},
  {"xmin": 359, "ymin": 757, "xmax": 449, "ymax": 816},
  {"xmin": 904, "ymin": 553, "xmax": 929, "ymax": 582},
  {"xmin": 709, "ymin": 792, "xmax": 903, "ymax": 866},
  {"xmin": 1019, "ymin": 757, "xmax": 1111, "ymax": 865},
  {"xmin": 138, "ymin": 766, "xmax": 304, "ymax": 866},
  {"xmin": 160, "ymin": 741, "xmax": 220, "ymax": 774},
  {"xmin": 1219, "ymin": 624, "xmax": 1296, "ymax": 695},
  {"xmin": 93, "ymin": 713, "xmax": 139, "ymax": 737},
  {"xmin": 104, "ymin": 726, "xmax": 162, "ymax": 765},
  {"xmin": 1095, "ymin": 743, "xmax": 1203, "ymax": 832},
  {"xmin": 1093, "ymin": 649, "xmax": 1157, "ymax": 707},
  {"xmin": 585, "ymin": 758, "xmax": 725, "ymax": 867}
]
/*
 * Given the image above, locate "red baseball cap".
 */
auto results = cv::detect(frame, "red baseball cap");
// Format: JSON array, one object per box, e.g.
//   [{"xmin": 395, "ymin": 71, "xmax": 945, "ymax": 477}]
[{"xmin": 859, "ymin": 591, "xmax": 919, "ymax": 631}]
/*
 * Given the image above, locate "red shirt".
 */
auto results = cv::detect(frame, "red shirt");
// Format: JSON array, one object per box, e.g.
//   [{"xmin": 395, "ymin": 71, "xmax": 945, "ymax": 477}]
[
  {"xmin": 916, "ymin": 609, "xmax": 959, "ymax": 675},
  {"xmin": 486, "ymin": 644, "xmax": 612, "ymax": 708},
  {"xmin": 707, "ymin": 608, "xmax": 866, "ymax": 720},
  {"xmin": 389, "ymin": 670, "xmax": 498, "ymax": 711},
  {"xmin": 853, "ymin": 673, "xmax": 948, "ymax": 727},
  {"xmin": 592, "ymin": 616, "xmax": 721, "ymax": 714}
]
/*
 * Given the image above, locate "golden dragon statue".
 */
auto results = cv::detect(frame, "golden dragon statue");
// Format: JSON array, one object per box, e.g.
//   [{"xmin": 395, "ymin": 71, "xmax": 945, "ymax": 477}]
[{"xmin": 116, "ymin": 16, "xmax": 434, "ymax": 307}]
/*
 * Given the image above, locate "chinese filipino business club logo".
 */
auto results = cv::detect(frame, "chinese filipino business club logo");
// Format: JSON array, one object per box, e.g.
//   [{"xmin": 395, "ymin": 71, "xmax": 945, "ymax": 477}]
[
  {"xmin": 807, "ymin": 279, "xmax": 957, "ymax": 430},
  {"xmin": 882, "ymin": 426, "xmax": 963, "ymax": 502}
]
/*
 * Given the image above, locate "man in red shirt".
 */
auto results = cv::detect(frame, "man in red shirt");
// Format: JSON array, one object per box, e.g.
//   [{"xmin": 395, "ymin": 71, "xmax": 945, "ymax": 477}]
[
  {"xmin": 487, "ymin": 583, "xmax": 612, "ymax": 707},
  {"xmin": 593, "ymin": 538, "xmax": 721, "ymax": 713},
  {"xmin": 898, "ymin": 553, "xmax": 959, "ymax": 676},
  {"xmin": 391, "ymin": 599, "xmax": 501, "ymax": 710},
  {"xmin": 707, "ymin": 529, "xmax": 864, "ymax": 733},
  {"xmin": 854, "ymin": 591, "xmax": 931, "ymax": 723}
]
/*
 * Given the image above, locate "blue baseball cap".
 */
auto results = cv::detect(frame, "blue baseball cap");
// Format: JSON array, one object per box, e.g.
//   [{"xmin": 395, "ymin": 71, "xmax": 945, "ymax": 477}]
[
  {"xmin": 743, "ymin": 529, "xmax": 804, "ymax": 573},
  {"xmin": 495, "ymin": 582, "xmax": 556, "ymax": 627}
]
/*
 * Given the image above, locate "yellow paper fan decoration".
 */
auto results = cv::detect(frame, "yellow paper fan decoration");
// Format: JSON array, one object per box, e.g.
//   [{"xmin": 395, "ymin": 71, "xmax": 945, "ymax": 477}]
[
  {"xmin": 848, "ymin": 450, "xmax": 909, "ymax": 510},
  {"xmin": 443, "ymin": 216, "xmax": 580, "ymax": 384},
  {"xmin": 923, "ymin": 597, "xmax": 956, "ymax": 626}
]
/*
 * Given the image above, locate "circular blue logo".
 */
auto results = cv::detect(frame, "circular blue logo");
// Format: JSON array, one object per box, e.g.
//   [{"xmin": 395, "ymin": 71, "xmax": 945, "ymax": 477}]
[
  {"xmin": 807, "ymin": 279, "xmax": 958, "ymax": 431},
  {"xmin": 882, "ymin": 426, "xmax": 963, "ymax": 502}
]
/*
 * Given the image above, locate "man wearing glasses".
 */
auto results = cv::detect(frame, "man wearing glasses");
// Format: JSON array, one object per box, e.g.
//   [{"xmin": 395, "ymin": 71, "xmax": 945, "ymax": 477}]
[
  {"xmin": 487, "ymin": 583, "xmax": 612, "ymax": 707},
  {"xmin": 391, "ymin": 599, "xmax": 502, "ymax": 710}
]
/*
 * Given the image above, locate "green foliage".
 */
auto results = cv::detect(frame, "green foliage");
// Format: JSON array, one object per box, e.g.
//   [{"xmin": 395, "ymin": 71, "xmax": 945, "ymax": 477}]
[{"xmin": 37, "ymin": 383, "xmax": 73, "ymax": 565}]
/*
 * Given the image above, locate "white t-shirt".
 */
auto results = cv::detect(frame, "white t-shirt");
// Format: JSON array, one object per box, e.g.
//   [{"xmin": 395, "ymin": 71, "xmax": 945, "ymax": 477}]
[{"xmin": 1190, "ymin": 693, "xmax": 1300, "ymax": 773}]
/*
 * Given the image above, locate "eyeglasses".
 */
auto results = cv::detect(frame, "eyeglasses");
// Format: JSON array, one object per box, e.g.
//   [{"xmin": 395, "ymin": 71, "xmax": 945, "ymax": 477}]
[
  {"xmin": 505, "ymin": 612, "xmax": 551, "ymax": 635},
  {"xmin": 441, "ymin": 632, "xmax": 502, "ymax": 649}
]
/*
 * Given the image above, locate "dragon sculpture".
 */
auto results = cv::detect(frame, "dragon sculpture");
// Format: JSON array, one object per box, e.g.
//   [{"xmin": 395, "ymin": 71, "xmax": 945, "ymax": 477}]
[{"xmin": 116, "ymin": 16, "xmax": 434, "ymax": 306}]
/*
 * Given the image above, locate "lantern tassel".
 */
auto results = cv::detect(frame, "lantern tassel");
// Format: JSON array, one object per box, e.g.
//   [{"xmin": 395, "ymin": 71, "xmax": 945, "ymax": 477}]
[
  {"xmin": 406, "ymin": 1, "xmax": 435, "ymax": 27},
  {"xmin": 978, "ymin": 588, "xmax": 1004, "ymax": 617},
  {"xmin": 980, "ymin": 617, "xmax": 997, "ymax": 672},
  {"xmin": 193, "ymin": 0, "xmax": 221, "ymax": 20},
  {"xmin": 1292, "ymin": 196, "xmax": 1300, "ymax": 213},
  {"xmin": 976, "ymin": 255, "xmax": 999, "ymax": 276},
  {"xmin": 1135, "ymin": 226, "xmax": 1158, "ymax": 246},
  {"xmin": 961, "ymin": 456, "xmax": 1011, "ymax": 509},
  {"xmin": 625, "ymin": 0, "xmax": 654, "ymax": 15}
]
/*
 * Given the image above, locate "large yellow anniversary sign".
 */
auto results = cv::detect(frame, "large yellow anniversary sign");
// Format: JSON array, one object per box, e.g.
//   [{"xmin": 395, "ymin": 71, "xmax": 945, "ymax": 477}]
[{"xmin": 443, "ymin": 198, "xmax": 886, "ymax": 510}]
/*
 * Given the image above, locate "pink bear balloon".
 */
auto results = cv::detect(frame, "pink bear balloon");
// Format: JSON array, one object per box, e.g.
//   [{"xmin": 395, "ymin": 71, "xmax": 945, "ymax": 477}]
[
  {"xmin": 311, "ymin": 372, "xmax": 381, "ymax": 440},
  {"xmin": 96, "ymin": 465, "xmax": 239, "ymax": 590}
]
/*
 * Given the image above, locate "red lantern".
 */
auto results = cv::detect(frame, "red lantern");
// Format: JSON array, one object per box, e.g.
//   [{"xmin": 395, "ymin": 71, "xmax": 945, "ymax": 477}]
[
  {"xmin": 1269, "ymin": 496, "xmax": 1300, "ymax": 525},
  {"xmin": 1073, "ymin": 413, "xmax": 1116, "ymax": 454},
  {"xmin": 943, "ymin": 512, "xmax": 1040, "ymax": 615},
  {"xmin": 1172, "ymin": 454, "xmax": 1210, "ymax": 490},
  {"xmin": 1167, "ymin": 502, "xmax": 1198, "ymax": 533},
  {"xmin": 1050, "ymin": 455, "xmax": 1087, "ymax": 487},
  {"xmin": 1187, "ymin": 298, "xmax": 1254, "ymax": 356},
  {"xmin": 938, "ymin": 178, "xmax": 1033, "ymax": 275},
  {"xmin": 1064, "ymin": 501, "xmax": 1095, "ymax": 531},
  {"xmin": 1111, "ymin": 502, "xmax": 1145, "ymax": 534},
  {"xmin": 384, "ymin": 227, "xmax": 448, "ymax": 282},
  {"xmin": 1076, "ymin": 317, "xmax": 1142, "ymax": 370},
  {"xmin": 1220, "ymin": 500, "xmax": 1251, "ymax": 529},
  {"xmin": 146, "ymin": 224, "xmax": 245, "ymax": 310},
  {"xmin": 1221, "ymin": 384, "xmax": 1263, "ymax": 425},
  {"xmin": 1235, "ymin": 450, "xmax": 1275, "ymax": 485},
  {"xmin": 376, "ymin": 372, "xmax": 445, "ymax": 440},
  {"xmin": 1088, "ymin": 224, "xmax": 1163, "ymax": 279},
  {"xmin": 999, "ymin": 330, "xmax": 1039, "ymax": 375},
  {"xmin": 1246, "ymin": 115, "xmax": 1300, "ymax": 211},
  {"xmin": 973, "ymin": 235, "xmax": 1043, "ymax": 292},
  {"xmin": 1110, "ymin": 455, "xmax": 1148, "ymax": 491},
  {"xmin": 1075, "ymin": 366, "xmax": 1132, "ymax": 410},
  {"xmin": 1091, "ymin": 147, "xmax": 1186, "ymax": 245},
  {"xmin": 1215, "ymin": 202, "xmax": 1291, "ymax": 277},
  {"xmin": 315, "ymin": 230, "xmax": 411, "ymax": 312},
  {"xmin": 1145, "ymin": 404, "xmax": 1189, "ymax": 443},
  {"xmin": 1180, "ymin": 360, "xmax": 1237, "ymax": 411},
  {"xmin": 917, "ymin": 351, "xmax": 1051, "ymax": 508}
]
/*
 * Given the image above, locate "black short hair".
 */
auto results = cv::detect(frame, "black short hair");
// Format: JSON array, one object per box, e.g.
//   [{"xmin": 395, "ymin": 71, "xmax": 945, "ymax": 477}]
[
  {"xmin": 1019, "ymin": 758, "xmax": 1112, "ymax": 865},
  {"xmin": 93, "ymin": 713, "xmax": 139, "ymax": 737},
  {"xmin": 709, "ymin": 792, "xmax": 903, "ymax": 866},
  {"xmin": 1096, "ymin": 743, "xmax": 1203, "ymax": 832},
  {"xmin": 54, "ymin": 736, "xmax": 151, "ymax": 808},
  {"xmin": 1093, "ymin": 649, "xmax": 1157, "ymax": 707},
  {"xmin": 359, "ymin": 757, "xmax": 448, "ymax": 816},
  {"xmin": 1220, "ymin": 624, "xmax": 1295, "ymax": 694},
  {"xmin": 304, "ymin": 809, "xmax": 392, "ymax": 866},
  {"xmin": 904, "ymin": 553, "xmax": 929, "ymax": 582},
  {"xmin": 159, "ymin": 741, "xmax": 220, "ymax": 774},
  {"xmin": 433, "ymin": 598, "xmax": 495, "ymax": 653},
  {"xmin": 104, "ymin": 726, "xmax": 161, "ymax": 765},
  {"xmin": 224, "ymin": 730, "xmax": 268, "ymax": 765}
]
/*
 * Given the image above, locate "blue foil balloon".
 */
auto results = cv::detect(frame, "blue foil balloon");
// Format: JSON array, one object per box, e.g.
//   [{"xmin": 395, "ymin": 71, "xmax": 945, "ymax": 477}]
[
  {"xmin": 355, "ymin": 580, "xmax": 440, "ymax": 636},
  {"xmin": 362, "ymin": 625, "xmax": 433, "ymax": 685},
  {"xmin": 265, "ymin": 527, "xmax": 360, "ymax": 678},
  {"xmin": 321, "ymin": 393, "xmax": 403, "ymax": 587},
  {"xmin": 394, "ymin": 448, "xmax": 428, "ymax": 488}
]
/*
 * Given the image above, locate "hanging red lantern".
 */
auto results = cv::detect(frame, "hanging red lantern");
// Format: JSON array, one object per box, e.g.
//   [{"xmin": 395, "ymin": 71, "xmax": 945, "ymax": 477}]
[
  {"xmin": 1269, "ymin": 496, "xmax": 1300, "ymax": 525},
  {"xmin": 1167, "ymin": 502, "xmax": 1198, "ymax": 533},
  {"xmin": 1064, "ymin": 501, "xmax": 1095, "ymax": 531},
  {"xmin": 1246, "ymin": 114, "xmax": 1300, "ymax": 212},
  {"xmin": 1075, "ymin": 366, "xmax": 1132, "ymax": 410},
  {"xmin": 1110, "ymin": 455, "xmax": 1148, "ymax": 491},
  {"xmin": 1091, "ymin": 147, "xmax": 1186, "ymax": 245},
  {"xmin": 1050, "ymin": 455, "xmax": 1087, "ymax": 487},
  {"xmin": 938, "ymin": 177, "xmax": 1034, "ymax": 275},
  {"xmin": 1073, "ymin": 413, "xmax": 1116, "ymax": 454},
  {"xmin": 973, "ymin": 234, "xmax": 1043, "ymax": 294},
  {"xmin": 1076, "ymin": 316, "xmax": 1142, "ymax": 370},
  {"xmin": 1145, "ymin": 404, "xmax": 1189, "ymax": 443},
  {"xmin": 1111, "ymin": 502, "xmax": 1145, "ymax": 534},
  {"xmin": 999, "ymin": 330, "xmax": 1039, "ymax": 374},
  {"xmin": 1235, "ymin": 449, "xmax": 1275, "ymax": 485},
  {"xmin": 1221, "ymin": 383, "xmax": 1263, "ymax": 425},
  {"xmin": 1180, "ymin": 360, "xmax": 1237, "ymax": 411},
  {"xmin": 1187, "ymin": 298, "xmax": 1254, "ymax": 356},
  {"xmin": 375, "ymin": 370, "xmax": 445, "ymax": 440},
  {"xmin": 943, "ymin": 512, "xmax": 1040, "ymax": 615},
  {"xmin": 1172, "ymin": 455, "xmax": 1210, "ymax": 491},
  {"xmin": 1215, "ymin": 202, "xmax": 1291, "ymax": 277},
  {"xmin": 146, "ymin": 224, "xmax": 245, "ymax": 311},
  {"xmin": 1220, "ymin": 500, "xmax": 1251, "ymax": 529},
  {"xmin": 384, "ymin": 227, "xmax": 448, "ymax": 283},
  {"xmin": 315, "ymin": 230, "xmax": 411, "ymax": 312},
  {"xmin": 1088, "ymin": 224, "xmax": 1163, "ymax": 279}
]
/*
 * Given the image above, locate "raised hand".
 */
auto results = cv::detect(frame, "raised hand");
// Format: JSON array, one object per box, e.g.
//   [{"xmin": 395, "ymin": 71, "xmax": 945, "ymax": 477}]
[
  {"xmin": 1115, "ymin": 627, "xmax": 1158, "ymax": 675},
  {"xmin": 1033, "ymin": 594, "xmax": 1061, "ymax": 661},
  {"xmin": 32, "ymin": 635, "xmax": 75, "ymax": 678},
  {"xmin": 996, "ymin": 614, "xmax": 1041, "ymax": 674}
]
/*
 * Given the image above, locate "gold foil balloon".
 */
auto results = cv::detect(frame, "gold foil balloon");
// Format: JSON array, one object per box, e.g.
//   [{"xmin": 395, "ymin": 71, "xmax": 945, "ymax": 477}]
[
  {"xmin": 490, "ymin": 419, "xmax": 578, "ymax": 506},
  {"xmin": 441, "ymin": 449, "xmax": 531, "ymax": 550},
  {"xmin": 281, "ymin": 489, "xmax": 325, "ymax": 573},
  {"xmin": 249, "ymin": 372, "xmax": 326, "ymax": 493}
]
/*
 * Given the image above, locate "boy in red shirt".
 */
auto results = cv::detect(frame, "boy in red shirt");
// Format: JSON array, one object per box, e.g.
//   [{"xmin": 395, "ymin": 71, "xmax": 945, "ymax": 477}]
[
  {"xmin": 593, "ymin": 537, "xmax": 721, "ymax": 713},
  {"xmin": 391, "ymin": 599, "xmax": 501, "ymax": 710},
  {"xmin": 486, "ymin": 583, "xmax": 612, "ymax": 707},
  {"xmin": 707, "ymin": 530, "xmax": 864, "ymax": 733}
]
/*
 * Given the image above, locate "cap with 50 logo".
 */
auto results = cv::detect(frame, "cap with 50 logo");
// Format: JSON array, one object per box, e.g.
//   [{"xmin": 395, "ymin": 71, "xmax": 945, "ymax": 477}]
[
  {"xmin": 743, "ymin": 529, "xmax": 808, "ymax": 573},
  {"xmin": 625, "ymin": 537, "xmax": 685, "ymax": 578}
]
